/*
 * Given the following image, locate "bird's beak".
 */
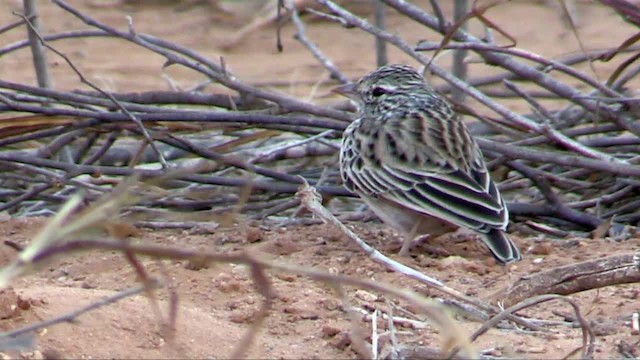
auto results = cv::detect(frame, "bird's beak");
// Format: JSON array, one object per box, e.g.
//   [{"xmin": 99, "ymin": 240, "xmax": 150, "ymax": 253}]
[{"xmin": 331, "ymin": 82, "xmax": 357, "ymax": 100}]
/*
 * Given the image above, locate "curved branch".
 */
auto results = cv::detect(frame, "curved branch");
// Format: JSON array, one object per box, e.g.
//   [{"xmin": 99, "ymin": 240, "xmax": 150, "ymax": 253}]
[{"xmin": 500, "ymin": 253, "xmax": 640, "ymax": 308}]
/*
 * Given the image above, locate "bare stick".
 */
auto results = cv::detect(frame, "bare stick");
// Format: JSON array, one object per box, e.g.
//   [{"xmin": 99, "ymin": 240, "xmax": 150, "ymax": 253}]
[
  {"xmin": 374, "ymin": 0, "xmax": 388, "ymax": 67},
  {"xmin": 0, "ymin": 15, "xmax": 33, "ymax": 35},
  {"xmin": 0, "ymin": 151, "xmax": 352, "ymax": 197},
  {"xmin": 22, "ymin": 0, "xmax": 51, "ymax": 89},
  {"xmin": 508, "ymin": 161, "xmax": 602, "ymax": 229},
  {"xmin": 500, "ymin": 252, "xmax": 640, "ymax": 307},
  {"xmin": 476, "ymin": 139, "xmax": 640, "ymax": 177},
  {"xmin": 452, "ymin": 0, "xmax": 468, "ymax": 104},
  {"xmin": 428, "ymin": 0, "xmax": 446, "ymax": 32},
  {"xmin": 416, "ymin": 41, "xmax": 621, "ymax": 98},
  {"xmin": 0, "ymin": 89, "xmax": 346, "ymax": 132},
  {"xmin": 457, "ymin": 294, "xmax": 595, "ymax": 359},
  {"xmin": 291, "ymin": 7, "xmax": 349, "ymax": 84}
]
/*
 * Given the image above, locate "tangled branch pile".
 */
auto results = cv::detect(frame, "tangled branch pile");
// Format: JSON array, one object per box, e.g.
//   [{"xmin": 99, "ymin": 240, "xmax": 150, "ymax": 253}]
[{"xmin": 2, "ymin": 0, "xmax": 640, "ymax": 239}]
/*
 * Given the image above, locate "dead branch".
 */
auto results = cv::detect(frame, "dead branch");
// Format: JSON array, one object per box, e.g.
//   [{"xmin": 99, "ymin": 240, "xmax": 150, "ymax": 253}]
[
  {"xmin": 464, "ymin": 294, "xmax": 596, "ymax": 359},
  {"xmin": 291, "ymin": 7, "xmax": 349, "ymax": 84},
  {"xmin": 500, "ymin": 252, "xmax": 640, "ymax": 307},
  {"xmin": 21, "ymin": 0, "xmax": 51, "ymax": 89}
]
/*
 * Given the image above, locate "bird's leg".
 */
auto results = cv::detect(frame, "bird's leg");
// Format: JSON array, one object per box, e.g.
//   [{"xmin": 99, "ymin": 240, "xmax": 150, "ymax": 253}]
[{"xmin": 399, "ymin": 221, "xmax": 422, "ymax": 256}]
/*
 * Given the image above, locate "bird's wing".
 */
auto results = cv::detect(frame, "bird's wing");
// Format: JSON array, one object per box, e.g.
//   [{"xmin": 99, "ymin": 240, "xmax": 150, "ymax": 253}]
[
  {"xmin": 379, "ymin": 164, "xmax": 508, "ymax": 232},
  {"xmin": 341, "ymin": 110, "xmax": 508, "ymax": 233}
]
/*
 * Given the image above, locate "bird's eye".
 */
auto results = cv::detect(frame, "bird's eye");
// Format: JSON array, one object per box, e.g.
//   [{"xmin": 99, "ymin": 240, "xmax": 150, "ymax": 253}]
[{"xmin": 371, "ymin": 87, "xmax": 387, "ymax": 97}]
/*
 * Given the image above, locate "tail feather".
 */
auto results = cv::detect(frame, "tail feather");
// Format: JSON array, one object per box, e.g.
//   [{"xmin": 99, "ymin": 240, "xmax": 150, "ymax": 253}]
[{"xmin": 481, "ymin": 229, "xmax": 522, "ymax": 265}]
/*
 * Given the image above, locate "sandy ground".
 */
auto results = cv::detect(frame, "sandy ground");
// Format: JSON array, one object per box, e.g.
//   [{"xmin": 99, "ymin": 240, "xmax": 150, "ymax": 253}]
[{"xmin": 1, "ymin": 0, "xmax": 640, "ymax": 358}]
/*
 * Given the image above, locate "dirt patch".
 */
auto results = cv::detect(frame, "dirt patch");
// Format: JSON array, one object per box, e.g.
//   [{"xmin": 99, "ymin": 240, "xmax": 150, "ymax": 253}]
[
  {"xmin": 0, "ymin": 218, "xmax": 638, "ymax": 358},
  {"xmin": 1, "ymin": 1, "xmax": 640, "ymax": 358}
]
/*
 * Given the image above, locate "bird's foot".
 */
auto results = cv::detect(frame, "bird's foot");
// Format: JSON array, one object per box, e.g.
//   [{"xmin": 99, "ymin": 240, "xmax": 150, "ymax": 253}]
[
  {"xmin": 398, "ymin": 238, "xmax": 412, "ymax": 257},
  {"xmin": 398, "ymin": 234, "xmax": 437, "ymax": 257}
]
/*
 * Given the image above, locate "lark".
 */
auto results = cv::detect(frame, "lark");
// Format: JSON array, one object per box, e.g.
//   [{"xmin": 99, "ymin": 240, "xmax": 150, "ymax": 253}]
[{"xmin": 337, "ymin": 64, "xmax": 521, "ymax": 264}]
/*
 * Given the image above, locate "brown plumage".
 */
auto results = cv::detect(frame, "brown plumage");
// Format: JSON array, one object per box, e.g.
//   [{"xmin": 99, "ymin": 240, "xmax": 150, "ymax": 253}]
[{"xmin": 337, "ymin": 64, "xmax": 521, "ymax": 264}]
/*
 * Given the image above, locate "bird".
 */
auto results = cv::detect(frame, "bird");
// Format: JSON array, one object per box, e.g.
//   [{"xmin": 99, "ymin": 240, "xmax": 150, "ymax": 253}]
[{"xmin": 336, "ymin": 64, "xmax": 522, "ymax": 264}]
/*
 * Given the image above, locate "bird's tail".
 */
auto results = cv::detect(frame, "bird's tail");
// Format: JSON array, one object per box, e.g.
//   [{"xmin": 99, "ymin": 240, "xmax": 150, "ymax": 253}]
[{"xmin": 481, "ymin": 229, "xmax": 522, "ymax": 265}]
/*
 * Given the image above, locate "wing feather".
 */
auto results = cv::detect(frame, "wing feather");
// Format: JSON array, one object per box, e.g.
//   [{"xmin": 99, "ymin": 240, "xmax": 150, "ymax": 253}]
[{"xmin": 341, "ymin": 112, "xmax": 508, "ymax": 234}]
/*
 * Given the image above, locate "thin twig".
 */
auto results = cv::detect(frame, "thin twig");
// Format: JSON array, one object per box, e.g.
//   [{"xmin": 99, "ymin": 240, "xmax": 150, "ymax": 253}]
[
  {"xmin": 374, "ymin": 0, "xmax": 388, "ymax": 67},
  {"xmin": 20, "ymin": 1, "xmax": 51, "ymax": 89},
  {"xmin": 0, "ymin": 281, "xmax": 158, "ymax": 339},
  {"xmin": 291, "ymin": 8, "xmax": 349, "ymax": 84}
]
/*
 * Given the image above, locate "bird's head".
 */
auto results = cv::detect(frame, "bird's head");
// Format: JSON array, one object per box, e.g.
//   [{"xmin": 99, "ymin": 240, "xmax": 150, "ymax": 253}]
[{"xmin": 333, "ymin": 64, "xmax": 430, "ymax": 114}]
